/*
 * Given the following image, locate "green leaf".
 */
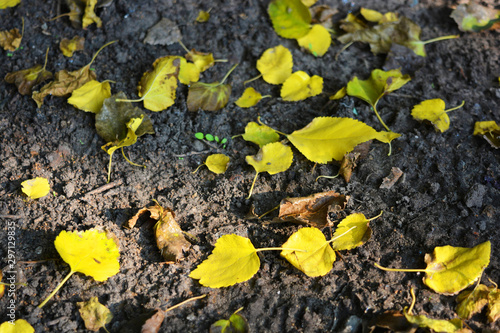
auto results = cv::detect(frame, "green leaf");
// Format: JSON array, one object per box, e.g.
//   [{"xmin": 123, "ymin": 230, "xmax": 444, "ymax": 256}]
[
  {"xmin": 268, "ymin": 0, "xmax": 311, "ymax": 39},
  {"xmin": 205, "ymin": 134, "xmax": 215, "ymax": 141},
  {"xmin": 242, "ymin": 122, "xmax": 280, "ymax": 147},
  {"xmin": 190, "ymin": 234, "xmax": 260, "ymax": 288},
  {"xmin": 195, "ymin": 132, "xmax": 205, "ymax": 140},
  {"xmin": 210, "ymin": 309, "xmax": 249, "ymax": 333},
  {"xmin": 77, "ymin": 297, "xmax": 113, "ymax": 332},
  {"xmin": 403, "ymin": 308, "xmax": 464, "ymax": 332}
]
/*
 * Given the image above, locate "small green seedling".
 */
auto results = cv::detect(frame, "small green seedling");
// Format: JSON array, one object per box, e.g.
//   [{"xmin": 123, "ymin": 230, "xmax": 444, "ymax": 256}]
[{"xmin": 194, "ymin": 132, "xmax": 228, "ymax": 148}]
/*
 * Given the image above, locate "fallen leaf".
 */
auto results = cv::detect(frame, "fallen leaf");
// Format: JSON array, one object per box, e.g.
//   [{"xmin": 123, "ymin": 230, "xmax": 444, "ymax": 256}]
[
  {"xmin": 210, "ymin": 308, "xmax": 249, "ymax": 333},
  {"xmin": 241, "ymin": 121, "xmax": 280, "ymax": 147},
  {"xmin": 177, "ymin": 57, "xmax": 200, "ymax": 85},
  {"xmin": 204, "ymin": 154, "xmax": 230, "ymax": 174},
  {"xmin": 256, "ymin": 45, "xmax": 293, "ymax": 85},
  {"xmin": 456, "ymin": 284, "xmax": 489, "ymax": 320},
  {"xmin": 77, "ymin": 297, "xmax": 113, "ymax": 332},
  {"xmin": 268, "ymin": 0, "xmax": 311, "ymax": 39},
  {"xmin": 0, "ymin": 0, "xmax": 21, "ymax": 9},
  {"xmin": 411, "ymin": 99, "xmax": 464, "ymax": 132},
  {"xmin": 143, "ymin": 18, "xmax": 182, "ymax": 46},
  {"xmin": 0, "ymin": 272, "xmax": 4, "ymax": 299},
  {"xmin": 337, "ymin": 141, "xmax": 371, "ymax": 182},
  {"xmin": 185, "ymin": 49, "xmax": 215, "ymax": 73},
  {"xmin": 310, "ymin": 5, "xmax": 338, "ymax": 29},
  {"xmin": 370, "ymin": 310, "xmax": 416, "ymax": 332},
  {"xmin": 281, "ymin": 227, "xmax": 336, "ymax": 277},
  {"xmin": 286, "ymin": 117, "xmax": 400, "ymax": 163},
  {"xmin": 139, "ymin": 309, "xmax": 164, "ymax": 333},
  {"xmin": 379, "ymin": 166, "xmax": 403, "ymax": 189},
  {"xmin": 0, "ymin": 319, "xmax": 34, "ymax": 333},
  {"xmin": 21, "ymin": 177, "xmax": 50, "ymax": 199},
  {"xmin": 60, "ymin": 36, "xmax": 85, "ymax": 57},
  {"xmin": 67, "ymin": 80, "xmax": 111, "ymax": 113},
  {"xmin": 190, "ymin": 234, "xmax": 260, "ymax": 288},
  {"xmin": 331, "ymin": 212, "xmax": 381, "ymax": 251},
  {"xmin": 329, "ymin": 87, "xmax": 346, "ymax": 100},
  {"xmin": 473, "ymin": 120, "xmax": 500, "ymax": 148},
  {"xmin": 274, "ymin": 191, "xmax": 348, "ymax": 228},
  {"xmin": 488, "ymin": 286, "xmax": 500, "ymax": 322},
  {"xmin": 5, "ymin": 63, "xmax": 52, "ymax": 95},
  {"xmin": 82, "ymin": 0, "xmax": 102, "ymax": 29},
  {"xmin": 451, "ymin": 2, "xmax": 500, "ymax": 32},
  {"xmin": 360, "ymin": 8, "xmax": 398, "ymax": 24},
  {"xmin": 300, "ymin": 0, "xmax": 316, "ymax": 7},
  {"xmin": 339, "ymin": 13, "xmax": 368, "ymax": 33},
  {"xmin": 245, "ymin": 142, "xmax": 293, "ymax": 198},
  {"xmin": 403, "ymin": 308, "xmax": 464, "ymax": 332},
  {"xmin": 296, "ymin": 24, "xmax": 331, "ymax": 57},
  {"xmin": 235, "ymin": 87, "xmax": 264, "ymax": 108},
  {"xmin": 196, "ymin": 10, "xmax": 210, "ymax": 23},
  {"xmin": 0, "ymin": 28, "xmax": 21, "ymax": 51},
  {"xmin": 281, "ymin": 71, "xmax": 323, "ymax": 101}
]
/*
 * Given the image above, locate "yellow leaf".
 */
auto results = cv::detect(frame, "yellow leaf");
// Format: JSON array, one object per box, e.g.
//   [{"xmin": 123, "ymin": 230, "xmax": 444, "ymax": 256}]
[
  {"xmin": 329, "ymin": 87, "xmax": 346, "ymax": 100},
  {"xmin": 59, "ymin": 36, "xmax": 85, "ymax": 57},
  {"xmin": 473, "ymin": 120, "xmax": 500, "ymax": 148},
  {"xmin": 185, "ymin": 49, "xmax": 215, "ymax": 72},
  {"xmin": 77, "ymin": 297, "xmax": 113, "ymax": 331},
  {"xmin": 456, "ymin": 284, "xmax": 489, "ymax": 319},
  {"xmin": 256, "ymin": 45, "xmax": 293, "ymax": 85},
  {"xmin": 242, "ymin": 121, "xmax": 280, "ymax": 147},
  {"xmin": 268, "ymin": 0, "xmax": 311, "ymax": 39},
  {"xmin": 5, "ymin": 63, "xmax": 53, "ymax": 95},
  {"xmin": 360, "ymin": 8, "xmax": 384, "ymax": 22},
  {"xmin": 21, "ymin": 177, "xmax": 50, "ymax": 199},
  {"xmin": 190, "ymin": 234, "xmax": 260, "ymax": 288},
  {"xmin": 235, "ymin": 87, "xmax": 263, "ymax": 108},
  {"xmin": 281, "ymin": 227, "xmax": 336, "ymax": 277},
  {"xmin": 331, "ymin": 212, "xmax": 379, "ymax": 251},
  {"xmin": 296, "ymin": 24, "xmax": 331, "ymax": 57},
  {"xmin": 82, "ymin": 0, "xmax": 102, "ymax": 29},
  {"xmin": 138, "ymin": 56, "xmax": 180, "ymax": 111},
  {"xmin": 281, "ymin": 71, "xmax": 323, "ymax": 101},
  {"xmin": 404, "ymin": 308, "xmax": 464, "ymax": 332},
  {"xmin": 205, "ymin": 154, "xmax": 230, "ymax": 174},
  {"xmin": 0, "ymin": 0, "xmax": 21, "ymax": 9},
  {"xmin": 196, "ymin": 10, "xmax": 210, "ymax": 23},
  {"xmin": 286, "ymin": 117, "xmax": 400, "ymax": 163},
  {"xmin": 488, "ymin": 287, "xmax": 500, "ymax": 322},
  {"xmin": 411, "ymin": 99, "xmax": 464, "ymax": 133},
  {"xmin": 68, "ymin": 80, "xmax": 111, "ymax": 113},
  {"xmin": 177, "ymin": 57, "xmax": 200, "ymax": 85},
  {"xmin": 0, "ymin": 319, "xmax": 34, "ymax": 333},
  {"xmin": 300, "ymin": 0, "xmax": 316, "ymax": 6},
  {"xmin": 0, "ymin": 28, "xmax": 21, "ymax": 51}
]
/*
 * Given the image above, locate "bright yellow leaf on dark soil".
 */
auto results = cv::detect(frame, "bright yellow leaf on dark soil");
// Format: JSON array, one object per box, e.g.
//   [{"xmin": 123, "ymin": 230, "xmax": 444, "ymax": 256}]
[
  {"xmin": 329, "ymin": 87, "xmax": 346, "ymax": 100},
  {"xmin": 60, "ymin": 36, "xmax": 85, "ymax": 57},
  {"xmin": 281, "ymin": 227, "xmax": 336, "ymax": 277},
  {"xmin": 0, "ymin": 28, "xmax": 21, "ymax": 51},
  {"xmin": 190, "ymin": 234, "xmax": 260, "ymax": 288},
  {"xmin": 137, "ymin": 56, "xmax": 181, "ymax": 111},
  {"xmin": 235, "ymin": 87, "xmax": 264, "ymax": 108},
  {"xmin": 403, "ymin": 308, "xmax": 464, "ymax": 332},
  {"xmin": 286, "ymin": 117, "xmax": 400, "ymax": 163},
  {"xmin": 82, "ymin": 0, "xmax": 102, "ymax": 29},
  {"xmin": 451, "ymin": 3, "xmax": 500, "ymax": 32},
  {"xmin": 473, "ymin": 120, "xmax": 500, "ymax": 148},
  {"xmin": 242, "ymin": 122, "xmax": 280, "ymax": 147},
  {"xmin": 0, "ymin": 0, "xmax": 21, "ymax": 9},
  {"xmin": 196, "ymin": 10, "xmax": 210, "ymax": 23},
  {"xmin": 68, "ymin": 80, "xmax": 111, "ymax": 113},
  {"xmin": 185, "ymin": 49, "xmax": 215, "ymax": 72},
  {"xmin": 411, "ymin": 99, "xmax": 464, "ymax": 132},
  {"xmin": 296, "ymin": 24, "xmax": 331, "ymax": 57},
  {"xmin": 177, "ymin": 57, "xmax": 200, "ymax": 85},
  {"xmin": 5, "ymin": 64, "xmax": 52, "ymax": 95},
  {"xmin": 77, "ymin": 297, "xmax": 113, "ymax": 332},
  {"xmin": 281, "ymin": 71, "xmax": 323, "ymax": 101},
  {"xmin": 360, "ymin": 8, "xmax": 398, "ymax": 24},
  {"xmin": 268, "ymin": 0, "xmax": 311, "ymax": 39},
  {"xmin": 256, "ymin": 45, "xmax": 293, "ymax": 85},
  {"xmin": 456, "ymin": 284, "xmax": 489, "ymax": 320},
  {"xmin": 204, "ymin": 154, "xmax": 230, "ymax": 174},
  {"xmin": 21, "ymin": 177, "xmax": 50, "ymax": 199},
  {"xmin": 331, "ymin": 212, "xmax": 381, "ymax": 251},
  {"xmin": 0, "ymin": 319, "xmax": 34, "ymax": 333}
]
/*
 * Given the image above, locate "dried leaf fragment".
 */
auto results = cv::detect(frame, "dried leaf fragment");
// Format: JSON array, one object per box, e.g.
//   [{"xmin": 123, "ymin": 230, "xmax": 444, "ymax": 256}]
[
  {"xmin": 456, "ymin": 284, "xmax": 489, "ymax": 320},
  {"xmin": 473, "ymin": 120, "xmax": 500, "ymax": 148},
  {"xmin": 488, "ymin": 286, "xmax": 500, "ymax": 322},
  {"xmin": 77, "ymin": 297, "xmax": 113, "ymax": 332},
  {"xmin": 274, "ymin": 191, "xmax": 348, "ymax": 228},
  {"xmin": 60, "ymin": 36, "xmax": 85, "ymax": 57},
  {"xmin": 379, "ymin": 166, "xmax": 403, "ymax": 189},
  {"xmin": 403, "ymin": 308, "xmax": 464, "ymax": 332},
  {"xmin": 0, "ymin": 28, "xmax": 21, "ymax": 51},
  {"xmin": 5, "ymin": 64, "xmax": 52, "ymax": 95}
]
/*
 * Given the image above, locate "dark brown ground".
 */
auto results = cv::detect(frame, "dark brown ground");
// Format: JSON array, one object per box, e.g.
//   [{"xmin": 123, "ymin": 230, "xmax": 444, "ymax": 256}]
[{"xmin": 1, "ymin": 0, "xmax": 499, "ymax": 332}]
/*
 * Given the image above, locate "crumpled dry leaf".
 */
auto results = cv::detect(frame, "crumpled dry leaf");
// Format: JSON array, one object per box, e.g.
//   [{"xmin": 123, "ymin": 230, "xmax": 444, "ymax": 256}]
[
  {"xmin": 273, "ymin": 191, "xmax": 348, "ymax": 228},
  {"xmin": 77, "ymin": 297, "xmax": 113, "ymax": 332},
  {"xmin": 60, "ymin": 36, "xmax": 85, "ymax": 57},
  {"xmin": 82, "ymin": 0, "xmax": 102, "ymax": 29},
  {"xmin": 488, "ymin": 286, "xmax": 500, "ymax": 322},
  {"xmin": 473, "ymin": 120, "xmax": 500, "ymax": 149},
  {"xmin": 379, "ymin": 166, "xmax": 403, "ymax": 189},
  {"xmin": 451, "ymin": 2, "xmax": 500, "ymax": 32},
  {"xmin": 144, "ymin": 18, "xmax": 182, "ymax": 46},
  {"xmin": 310, "ymin": 5, "xmax": 338, "ymax": 29},
  {"xmin": 5, "ymin": 64, "xmax": 52, "ymax": 95},
  {"xmin": 119, "ymin": 309, "xmax": 164, "ymax": 333},
  {"xmin": 338, "ymin": 140, "xmax": 371, "ymax": 182},
  {"xmin": 64, "ymin": 0, "xmax": 110, "ymax": 29},
  {"xmin": 456, "ymin": 284, "xmax": 489, "ymax": 320},
  {"xmin": 0, "ymin": 28, "xmax": 21, "ymax": 51},
  {"xmin": 126, "ymin": 202, "xmax": 191, "ymax": 262}
]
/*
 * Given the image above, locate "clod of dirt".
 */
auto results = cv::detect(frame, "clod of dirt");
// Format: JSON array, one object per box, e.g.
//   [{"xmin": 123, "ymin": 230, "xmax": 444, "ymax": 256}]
[{"xmin": 143, "ymin": 18, "xmax": 182, "ymax": 46}]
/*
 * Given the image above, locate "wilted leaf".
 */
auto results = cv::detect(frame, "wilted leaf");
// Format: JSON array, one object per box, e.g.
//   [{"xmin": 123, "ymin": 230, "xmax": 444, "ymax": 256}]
[
  {"xmin": 379, "ymin": 166, "xmax": 403, "ymax": 189},
  {"xmin": 204, "ymin": 154, "xmax": 230, "ymax": 174},
  {"xmin": 0, "ymin": 319, "xmax": 34, "ymax": 333},
  {"xmin": 68, "ymin": 80, "xmax": 111, "ymax": 113},
  {"xmin": 360, "ymin": 8, "xmax": 398, "ymax": 24},
  {"xmin": 82, "ymin": 0, "xmax": 102, "ymax": 29},
  {"xmin": 339, "ymin": 13, "xmax": 367, "ymax": 33},
  {"xmin": 0, "ymin": 28, "xmax": 21, "ymax": 51},
  {"xmin": 310, "ymin": 5, "xmax": 337, "ymax": 30},
  {"xmin": 256, "ymin": 45, "xmax": 293, "ymax": 85},
  {"xmin": 210, "ymin": 308, "xmax": 249, "ymax": 333},
  {"xmin": 21, "ymin": 177, "xmax": 50, "ymax": 199},
  {"xmin": 329, "ymin": 87, "xmax": 346, "ymax": 100},
  {"xmin": 274, "ymin": 191, "xmax": 348, "ymax": 228},
  {"xmin": 488, "ymin": 287, "xmax": 500, "ymax": 322},
  {"xmin": 286, "ymin": 117, "xmax": 400, "ymax": 163},
  {"xmin": 60, "ymin": 36, "xmax": 85, "ymax": 57},
  {"xmin": 196, "ymin": 10, "xmax": 210, "ymax": 23},
  {"xmin": 473, "ymin": 120, "xmax": 500, "ymax": 148},
  {"xmin": 78, "ymin": 297, "xmax": 113, "ymax": 332},
  {"xmin": 268, "ymin": 0, "xmax": 311, "ymax": 39},
  {"xmin": 281, "ymin": 71, "xmax": 323, "ymax": 101},
  {"xmin": 331, "ymin": 212, "xmax": 381, "ymax": 251},
  {"xmin": 96, "ymin": 92, "xmax": 154, "ymax": 142},
  {"xmin": 370, "ymin": 310, "xmax": 416, "ymax": 333},
  {"xmin": 5, "ymin": 64, "xmax": 52, "ymax": 95},
  {"xmin": 281, "ymin": 227, "xmax": 336, "ymax": 277},
  {"xmin": 242, "ymin": 122, "xmax": 280, "ymax": 147},
  {"xmin": 296, "ymin": 24, "xmax": 331, "ymax": 57},
  {"xmin": 144, "ymin": 18, "xmax": 182, "ymax": 46},
  {"xmin": 0, "ymin": 0, "xmax": 20, "ymax": 9},
  {"xmin": 451, "ymin": 3, "xmax": 500, "ymax": 32},
  {"xmin": 190, "ymin": 234, "xmax": 260, "ymax": 288},
  {"xmin": 185, "ymin": 49, "xmax": 215, "ymax": 72},
  {"xmin": 337, "ymin": 141, "xmax": 371, "ymax": 182},
  {"xmin": 411, "ymin": 99, "xmax": 464, "ymax": 133},
  {"xmin": 137, "ymin": 56, "xmax": 181, "ymax": 111},
  {"xmin": 403, "ymin": 308, "xmax": 464, "ymax": 332},
  {"xmin": 456, "ymin": 284, "xmax": 489, "ymax": 320},
  {"xmin": 235, "ymin": 87, "xmax": 264, "ymax": 108}
]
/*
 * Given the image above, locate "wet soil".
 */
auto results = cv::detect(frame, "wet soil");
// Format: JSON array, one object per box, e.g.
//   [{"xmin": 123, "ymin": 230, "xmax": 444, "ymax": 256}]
[{"xmin": 1, "ymin": 0, "xmax": 499, "ymax": 332}]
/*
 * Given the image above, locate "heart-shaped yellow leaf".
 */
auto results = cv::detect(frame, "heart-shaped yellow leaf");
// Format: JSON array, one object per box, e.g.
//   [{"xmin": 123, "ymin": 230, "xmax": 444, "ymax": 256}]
[
  {"xmin": 296, "ymin": 24, "xmax": 331, "ymax": 57},
  {"xmin": 21, "ymin": 177, "xmax": 50, "ymax": 199},
  {"xmin": 411, "ymin": 99, "xmax": 464, "ymax": 132},
  {"xmin": 205, "ymin": 154, "xmax": 230, "ymax": 174},
  {"xmin": 256, "ymin": 45, "xmax": 293, "ymax": 85},
  {"xmin": 331, "ymin": 212, "xmax": 379, "ymax": 251},
  {"xmin": 242, "ymin": 122, "xmax": 280, "ymax": 147},
  {"xmin": 281, "ymin": 71, "xmax": 323, "ymax": 101},
  {"xmin": 235, "ymin": 87, "xmax": 263, "ymax": 108},
  {"xmin": 68, "ymin": 80, "xmax": 111, "ymax": 113}
]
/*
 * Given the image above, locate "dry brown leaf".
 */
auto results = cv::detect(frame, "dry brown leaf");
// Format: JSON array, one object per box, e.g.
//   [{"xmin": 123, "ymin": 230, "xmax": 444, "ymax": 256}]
[
  {"xmin": 5, "ymin": 64, "xmax": 52, "ymax": 95},
  {"xmin": 380, "ymin": 167, "xmax": 403, "ymax": 189},
  {"xmin": 273, "ymin": 191, "xmax": 349, "ymax": 228},
  {"xmin": 310, "ymin": 5, "xmax": 338, "ymax": 29},
  {"xmin": 0, "ymin": 28, "xmax": 21, "ymax": 51},
  {"xmin": 60, "ymin": 36, "xmax": 85, "ymax": 57},
  {"xmin": 338, "ymin": 140, "xmax": 371, "ymax": 182}
]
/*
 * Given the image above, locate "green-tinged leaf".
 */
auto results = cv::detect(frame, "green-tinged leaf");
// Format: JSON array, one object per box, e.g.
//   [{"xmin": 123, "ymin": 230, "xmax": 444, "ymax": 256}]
[
  {"xmin": 235, "ymin": 87, "xmax": 263, "ymax": 108},
  {"xmin": 296, "ymin": 24, "xmax": 331, "ymax": 57},
  {"xmin": 242, "ymin": 122, "xmax": 280, "ymax": 147},
  {"xmin": 190, "ymin": 234, "xmax": 260, "ymax": 288},
  {"xmin": 488, "ymin": 287, "xmax": 500, "ymax": 322},
  {"xmin": 78, "ymin": 297, "xmax": 113, "ymax": 332},
  {"xmin": 187, "ymin": 82, "xmax": 231, "ymax": 112},
  {"xmin": 456, "ymin": 284, "xmax": 489, "ymax": 320},
  {"xmin": 473, "ymin": 120, "xmax": 500, "ymax": 148},
  {"xmin": 281, "ymin": 71, "xmax": 323, "ymax": 101},
  {"xmin": 403, "ymin": 308, "xmax": 464, "ymax": 332},
  {"xmin": 5, "ymin": 64, "xmax": 52, "ymax": 95},
  {"xmin": 268, "ymin": 0, "xmax": 311, "ymax": 39},
  {"xmin": 0, "ymin": 319, "xmax": 34, "ymax": 333},
  {"xmin": 205, "ymin": 154, "xmax": 230, "ymax": 174},
  {"xmin": 451, "ymin": 3, "xmax": 500, "ymax": 32},
  {"xmin": 196, "ymin": 10, "xmax": 210, "ymax": 23},
  {"xmin": 256, "ymin": 45, "xmax": 293, "ymax": 84},
  {"xmin": 68, "ymin": 80, "xmax": 111, "ymax": 113},
  {"xmin": 331, "ymin": 213, "xmax": 376, "ymax": 251},
  {"xmin": 329, "ymin": 87, "xmax": 346, "ymax": 100},
  {"xmin": 210, "ymin": 309, "xmax": 249, "ymax": 333},
  {"xmin": 101, "ymin": 116, "xmax": 142, "ymax": 155},
  {"xmin": 246, "ymin": 142, "xmax": 293, "ymax": 175},
  {"xmin": 21, "ymin": 177, "xmax": 50, "ymax": 199},
  {"xmin": 60, "ymin": 36, "xmax": 85, "ymax": 57},
  {"xmin": 0, "ymin": 0, "xmax": 21, "ymax": 9},
  {"xmin": 286, "ymin": 117, "xmax": 400, "ymax": 163},
  {"xmin": 281, "ymin": 227, "xmax": 335, "ymax": 277}
]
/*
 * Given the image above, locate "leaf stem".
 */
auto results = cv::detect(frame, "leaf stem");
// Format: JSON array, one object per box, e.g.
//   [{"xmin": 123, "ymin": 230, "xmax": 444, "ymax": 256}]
[
  {"xmin": 214, "ymin": 59, "xmax": 228, "ymax": 63},
  {"xmin": 246, "ymin": 172, "xmax": 259, "ymax": 199},
  {"xmin": 164, "ymin": 294, "xmax": 207, "ymax": 313},
  {"xmin": 177, "ymin": 40, "xmax": 190, "ymax": 53},
  {"xmin": 38, "ymin": 270, "xmax": 75, "ymax": 308},
  {"xmin": 422, "ymin": 34, "xmax": 459, "ymax": 45},
  {"xmin": 374, "ymin": 262, "xmax": 426, "ymax": 273},
  {"xmin": 220, "ymin": 63, "xmax": 239, "ymax": 85},
  {"xmin": 367, "ymin": 210, "xmax": 383, "ymax": 221},
  {"xmin": 316, "ymin": 173, "xmax": 339, "ymax": 182},
  {"xmin": 257, "ymin": 204, "xmax": 279, "ymax": 219},
  {"xmin": 256, "ymin": 247, "xmax": 307, "ymax": 253},
  {"xmin": 88, "ymin": 40, "xmax": 117, "ymax": 69},
  {"xmin": 115, "ymin": 97, "xmax": 144, "ymax": 103},
  {"xmin": 408, "ymin": 287, "xmax": 416, "ymax": 314},
  {"xmin": 372, "ymin": 102, "xmax": 391, "ymax": 132},
  {"xmin": 106, "ymin": 151, "xmax": 114, "ymax": 183},
  {"xmin": 243, "ymin": 74, "xmax": 262, "ymax": 85},
  {"xmin": 42, "ymin": 47, "xmax": 49, "ymax": 71},
  {"xmin": 445, "ymin": 100, "xmax": 465, "ymax": 113},
  {"xmin": 121, "ymin": 147, "xmax": 145, "ymax": 168},
  {"xmin": 192, "ymin": 164, "xmax": 205, "ymax": 174},
  {"xmin": 261, "ymin": 95, "xmax": 272, "ymax": 99}
]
